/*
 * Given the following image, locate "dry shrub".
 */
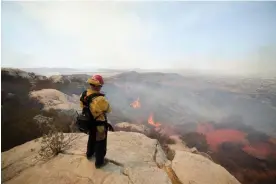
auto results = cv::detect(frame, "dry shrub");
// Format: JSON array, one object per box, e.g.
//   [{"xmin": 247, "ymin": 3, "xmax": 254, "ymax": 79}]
[
  {"xmin": 147, "ymin": 128, "xmax": 176, "ymax": 145},
  {"xmin": 41, "ymin": 108, "xmax": 73, "ymax": 133},
  {"xmin": 1, "ymin": 71, "xmax": 82, "ymax": 152},
  {"xmin": 35, "ymin": 109, "xmax": 78, "ymax": 160},
  {"xmin": 166, "ymin": 138, "xmax": 177, "ymax": 145},
  {"xmin": 38, "ymin": 123, "xmax": 79, "ymax": 160},
  {"xmin": 162, "ymin": 144, "xmax": 176, "ymax": 161}
]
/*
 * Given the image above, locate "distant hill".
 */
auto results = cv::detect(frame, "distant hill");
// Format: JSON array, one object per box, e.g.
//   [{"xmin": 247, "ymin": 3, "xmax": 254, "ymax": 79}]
[{"xmin": 20, "ymin": 67, "xmax": 123, "ymax": 77}]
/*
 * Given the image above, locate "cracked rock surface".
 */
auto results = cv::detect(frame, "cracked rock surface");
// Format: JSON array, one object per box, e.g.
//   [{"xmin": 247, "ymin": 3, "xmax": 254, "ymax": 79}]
[
  {"xmin": 2, "ymin": 131, "xmax": 171, "ymax": 184},
  {"xmin": 2, "ymin": 131, "xmax": 241, "ymax": 184}
]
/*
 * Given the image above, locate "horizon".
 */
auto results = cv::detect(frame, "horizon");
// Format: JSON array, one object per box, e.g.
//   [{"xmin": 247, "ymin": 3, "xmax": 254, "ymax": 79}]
[{"xmin": 2, "ymin": 1, "xmax": 276, "ymax": 76}]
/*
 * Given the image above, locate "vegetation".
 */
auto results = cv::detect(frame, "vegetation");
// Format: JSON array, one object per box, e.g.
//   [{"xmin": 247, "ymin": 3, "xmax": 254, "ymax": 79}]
[
  {"xmin": 181, "ymin": 132, "xmax": 209, "ymax": 152},
  {"xmin": 211, "ymin": 142, "xmax": 276, "ymax": 184},
  {"xmin": 1, "ymin": 73, "xmax": 43, "ymax": 151},
  {"xmin": 38, "ymin": 123, "xmax": 79, "ymax": 160},
  {"xmin": 147, "ymin": 128, "xmax": 176, "ymax": 145},
  {"xmin": 246, "ymin": 131, "xmax": 269, "ymax": 144},
  {"xmin": 1, "ymin": 71, "xmax": 75, "ymax": 152},
  {"xmin": 146, "ymin": 128, "xmax": 176, "ymax": 160},
  {"xmin": 33, "ymin": 78, "xmax": 85, "ymax": 95},
  {"xmin": 3, "ymin": 69, "xmax": 276, "ymax": 184},
  {"xmin": 162, "ymin": 144, "xmax": 176, "ymax": 161},
  {"xmin": 40, "ymin": 109, "xmax": 73, "ymax": 133}
]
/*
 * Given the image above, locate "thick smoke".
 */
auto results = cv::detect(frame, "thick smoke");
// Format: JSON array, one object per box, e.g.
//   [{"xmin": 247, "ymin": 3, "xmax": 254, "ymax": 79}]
[{"xmin": 99, "ymin": 71, "xmax": 276, "ymax": 136}]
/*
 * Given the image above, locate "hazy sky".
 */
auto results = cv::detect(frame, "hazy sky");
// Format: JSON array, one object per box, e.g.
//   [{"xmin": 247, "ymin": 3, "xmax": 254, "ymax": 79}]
[{"xmin": 2, "ymin": 1, "xmax": 276, "ymax": 75}]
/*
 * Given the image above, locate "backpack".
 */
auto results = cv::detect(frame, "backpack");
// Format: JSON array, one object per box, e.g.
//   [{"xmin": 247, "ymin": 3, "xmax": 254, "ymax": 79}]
[{"xmin": 76, "ymin": 90, "xmax": 105, "ymax": 134}]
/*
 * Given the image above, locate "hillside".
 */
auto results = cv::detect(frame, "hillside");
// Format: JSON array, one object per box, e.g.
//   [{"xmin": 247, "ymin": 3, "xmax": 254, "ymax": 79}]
[
  {"xmin": 2, "ymin": 131, "xmax": 240, "ymax": 184},
  {"xmin": 2, "ymin": 68, "xmax": 276, "ymax": 184},
  {"xmin": 1, "ymin": 68, "xmax": 82, "ymax": 151},
  {"xmin": 3, "ymin": 68, "xmax": 275, "ymax": 131},
  {"xmin": 104, "ymin": 71, "xmax": 276, "ymax": 135}
]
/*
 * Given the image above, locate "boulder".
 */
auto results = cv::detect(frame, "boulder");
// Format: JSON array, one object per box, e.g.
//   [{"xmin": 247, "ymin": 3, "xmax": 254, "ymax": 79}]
[{"xmin": 172, "ymin": 150, "xmax": 241, "ymax": 184}]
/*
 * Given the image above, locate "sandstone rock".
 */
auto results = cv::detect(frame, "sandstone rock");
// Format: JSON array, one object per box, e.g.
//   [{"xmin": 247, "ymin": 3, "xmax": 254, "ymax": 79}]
[
  {"xmin": 1, "ymin": 138, "xmax": 44, "ymax": 182},
  {"xmin": 29, "ymin": 89, "xmax": 80, "ymax": 112},
  {"xmin": 168, "ymin": 135, "xmax": 190, "ymax": 152},
  {"xmin": 2, "ymin": 132, "xmax": 171, "ymax": 184},
  {"xmin": 49, "ymin": 75, "xmax": 64, "ymax": 83},
  {"xmin": 190, "ymin": 147, "xmax": 198, "ymax": 153},
  {"xmin": 172, "ymin": 150, "xmax": 241, "ymax": 184},
  {"xmin": 115, "ymin": 122, "xmax": 150, "ymax": 134},
  {"xmin": 2, "ymin": 131, "xmax": 241, "ymax": 184}
]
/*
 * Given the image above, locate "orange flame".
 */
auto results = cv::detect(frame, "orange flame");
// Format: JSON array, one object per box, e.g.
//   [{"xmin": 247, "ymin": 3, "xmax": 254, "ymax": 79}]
[
  {"xmin": 131, "ymin": 97, "xmax": 141, "ymax": 109},
  {"xmin": 148, "ymin": 113, "xmax": 161, "ymax": 127}
]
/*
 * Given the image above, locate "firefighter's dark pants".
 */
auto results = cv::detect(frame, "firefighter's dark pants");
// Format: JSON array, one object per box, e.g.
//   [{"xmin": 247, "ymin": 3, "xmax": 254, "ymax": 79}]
[{"xmin": 86, "ymin": 126, "xmax": 107, "ymax": 167}]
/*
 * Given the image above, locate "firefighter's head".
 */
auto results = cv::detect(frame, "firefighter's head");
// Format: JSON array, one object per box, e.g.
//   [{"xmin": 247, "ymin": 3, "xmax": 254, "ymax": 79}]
[{"xmin": 87, "ymin": 74, "xmax": 104, "ymax": 91}]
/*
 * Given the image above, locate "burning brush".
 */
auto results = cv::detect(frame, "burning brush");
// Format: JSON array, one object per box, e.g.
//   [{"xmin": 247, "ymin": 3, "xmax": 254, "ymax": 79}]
[
  {"xmin": 130, "ymin": 97, "xmax": 141, "ymax": 109},
  {"xmin": 148, "ymin": 113, "xmax": 161, "ymax": 128}
]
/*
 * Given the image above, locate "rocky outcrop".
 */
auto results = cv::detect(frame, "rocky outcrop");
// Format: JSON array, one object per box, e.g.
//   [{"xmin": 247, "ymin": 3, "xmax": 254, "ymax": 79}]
[
  {"xmin": 2, "ymin": 131, "xmax": 241, "ymax": 184},
  {"xmin": 115, "ymin": 122, "xmax": 150, "ymax": 134},
  {"xmin": 168, "ymin": 135, "xmax": 190, "ymax": 152},
  {"xmin": 2, "ymin": 131, "xmax": 170, "ymax": 184},
  {"xmin": 172, "ymin": 150, "xmax": 241, "ymax": 184},
  {"xmin": 49, "ymin": 75, "xmax": 64, "ymax": 83},
  {"xmin": 29, "ymin": 89, "xmax": 80, "ymax": 112}
]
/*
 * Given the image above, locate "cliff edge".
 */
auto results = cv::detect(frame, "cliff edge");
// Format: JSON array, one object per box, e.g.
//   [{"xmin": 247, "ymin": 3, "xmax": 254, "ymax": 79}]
[{"xmin": 2, "ymin": 132, "xmax": 240, "ymax": 184}]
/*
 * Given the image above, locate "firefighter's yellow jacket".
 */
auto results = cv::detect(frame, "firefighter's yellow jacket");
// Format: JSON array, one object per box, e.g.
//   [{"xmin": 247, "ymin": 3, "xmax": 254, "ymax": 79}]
[
  {"xmin": 80, "ymin": 89, "xmax": 111, "ymax": 137},
  {"xmin": 79, "ymin": 89, "xmax": 111, "ymax": 121}
]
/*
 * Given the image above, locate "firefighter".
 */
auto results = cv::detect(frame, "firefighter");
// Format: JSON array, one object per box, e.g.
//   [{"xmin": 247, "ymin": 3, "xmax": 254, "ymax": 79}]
[{"xmin": 79, "ymin": 74, "xmax": 112, "ymax": 168}]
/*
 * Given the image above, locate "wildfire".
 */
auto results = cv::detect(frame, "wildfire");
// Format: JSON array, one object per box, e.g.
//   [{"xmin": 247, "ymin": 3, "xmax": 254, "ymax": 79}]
[
  {"xmin": 131, "ymin": 97, "xmax": 141, "ymax": 109},
  {"xmin": 148, "ymin": 113, "xmax": 161, "ymax": 127}
]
